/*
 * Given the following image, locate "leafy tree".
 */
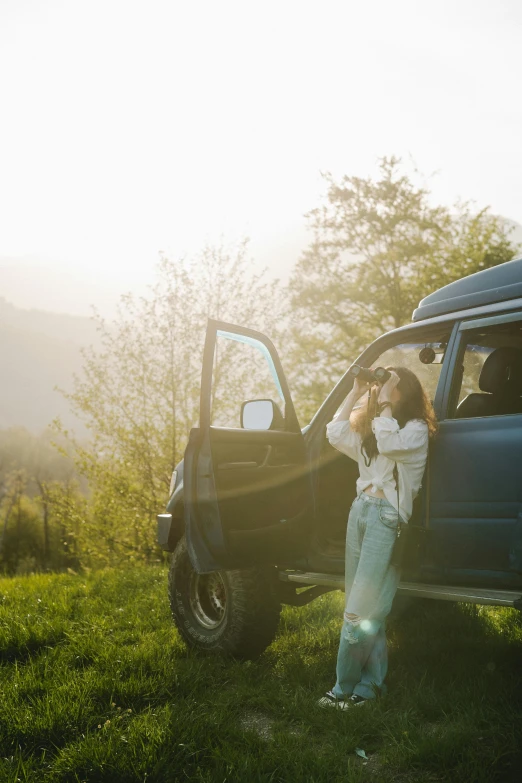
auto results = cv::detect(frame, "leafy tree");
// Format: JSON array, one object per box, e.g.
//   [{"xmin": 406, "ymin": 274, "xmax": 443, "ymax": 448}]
[
  {"xmin": 59, "ymin": 241, "xmax": 283, "ymax": 566},
  {"xmin": 0, "ymin": 495, "xmax": 43, "ymax": 575},
  {"xmin": 0, "ymin": 428, "xmax": 79, "ymax": 572},
  {"xmin": 288, "ymin": 157, "xmax": 520, "ymax": 419}
]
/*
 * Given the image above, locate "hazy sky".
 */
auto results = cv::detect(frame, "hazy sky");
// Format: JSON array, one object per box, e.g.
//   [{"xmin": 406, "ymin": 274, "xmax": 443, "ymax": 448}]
[{"xmin": 1, "ymin": 0, "xmax": 521, "ymax": 316}]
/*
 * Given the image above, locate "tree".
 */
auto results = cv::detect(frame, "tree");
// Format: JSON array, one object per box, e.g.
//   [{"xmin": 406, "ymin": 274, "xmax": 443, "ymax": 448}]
[
  {"xmin": 0, "ymin": 427, "xmax": 79, "ymax": 572},
  {"xmin": 288, "ymin": 157, "xmax": 520, "ymax": 419},
  {"xmin": 59, "ymin": 241, "xmax": 284, "ymax": 566},
  {"xmin": 0, "ymin": 491, "xmax": 43, "ymax": 575}
]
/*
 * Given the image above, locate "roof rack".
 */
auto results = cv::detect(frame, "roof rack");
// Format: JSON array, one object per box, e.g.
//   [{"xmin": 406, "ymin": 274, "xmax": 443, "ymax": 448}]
[{"xmin": 412, "ymin": 257, "xmax": 522, "ymax": 322}]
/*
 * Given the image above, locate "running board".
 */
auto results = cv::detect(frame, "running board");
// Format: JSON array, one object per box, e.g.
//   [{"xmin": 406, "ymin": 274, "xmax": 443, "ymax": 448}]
[{"xmin": 278, "ymin": 571, "xmax": 522, "ymax": 609}]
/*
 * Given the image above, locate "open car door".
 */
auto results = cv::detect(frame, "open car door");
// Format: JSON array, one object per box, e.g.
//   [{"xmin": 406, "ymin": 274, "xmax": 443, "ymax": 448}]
[{"xmin": 184, "ymin": 319, "xmax": 314, "ymax": 574}]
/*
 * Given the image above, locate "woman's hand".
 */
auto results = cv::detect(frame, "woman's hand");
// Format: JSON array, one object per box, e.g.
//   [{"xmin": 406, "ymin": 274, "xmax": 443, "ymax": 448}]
[
  {"xmin": 378, "ymin": 370, "xmax": 400, "ymax": 404},
  {"xmin": 353, "ymin": 377, "xmax": 372, "ymax": 399}
]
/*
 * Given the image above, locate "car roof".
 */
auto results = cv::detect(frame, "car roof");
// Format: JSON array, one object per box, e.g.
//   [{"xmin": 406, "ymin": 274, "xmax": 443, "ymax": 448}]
[{"xmin": 412, "ymin": 257, "xmax": 522, "ymax": 322}]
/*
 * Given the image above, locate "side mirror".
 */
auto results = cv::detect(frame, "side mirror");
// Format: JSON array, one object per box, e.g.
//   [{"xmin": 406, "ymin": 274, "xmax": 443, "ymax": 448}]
[{"xmin": 240, "ymin": 399, "xmax": 285, "ymax": 430}]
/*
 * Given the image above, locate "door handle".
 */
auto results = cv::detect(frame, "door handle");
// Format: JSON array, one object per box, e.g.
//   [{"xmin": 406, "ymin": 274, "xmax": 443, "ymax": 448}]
[
  {"xmin": 258, "ymin": 446, "xmax": 272, "ymax": 467},
  {"xmin": 218, "ymin": 446, "xmax": 273, "ymax": 471}
]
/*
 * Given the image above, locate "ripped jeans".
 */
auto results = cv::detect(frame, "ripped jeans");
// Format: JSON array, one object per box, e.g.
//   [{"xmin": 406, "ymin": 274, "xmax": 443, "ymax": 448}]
[{"xmin": 332, "ymin": 492, "xmax": 402, "ymax": 701}]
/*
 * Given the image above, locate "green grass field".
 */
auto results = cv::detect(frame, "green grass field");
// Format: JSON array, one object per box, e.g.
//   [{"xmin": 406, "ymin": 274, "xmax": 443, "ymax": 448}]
[{"xmin": 0, "ymin": 567, "xmax": 521, "ymax": 783}]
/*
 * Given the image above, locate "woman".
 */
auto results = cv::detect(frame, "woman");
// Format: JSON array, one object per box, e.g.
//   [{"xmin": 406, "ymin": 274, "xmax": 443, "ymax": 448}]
[{"xmin": 318, "ymin": 366, "xmax": 437, "ymax": 708}]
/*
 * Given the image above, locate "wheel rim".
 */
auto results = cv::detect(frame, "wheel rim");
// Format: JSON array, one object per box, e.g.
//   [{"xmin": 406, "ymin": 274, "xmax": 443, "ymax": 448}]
[{"xmin": 189, "ymin": 571, "xmax": 227, "ymax": 629}]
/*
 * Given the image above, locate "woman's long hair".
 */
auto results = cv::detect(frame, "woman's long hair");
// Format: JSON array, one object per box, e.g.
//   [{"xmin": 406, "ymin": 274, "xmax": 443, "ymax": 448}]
[{"xmin": 350, "ymin": 366, "xmax": 437, "ymax": 463}]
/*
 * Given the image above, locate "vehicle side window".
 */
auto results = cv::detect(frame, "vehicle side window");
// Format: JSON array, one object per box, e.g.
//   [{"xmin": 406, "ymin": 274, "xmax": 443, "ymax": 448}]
[
  {"xmin": 450, "ymin": 319, "xmax": 522, "ymax": 419},
  {"xmin": 330, "ymin": 332, "xmax": 452, "ymax": 422},
  {"xmin": 210, "ymin": 331, "xmax": 285, "ymax": 427},
  {"xmin": 372, "ymin": 338, "xmax": 449, "ymax": 403}
]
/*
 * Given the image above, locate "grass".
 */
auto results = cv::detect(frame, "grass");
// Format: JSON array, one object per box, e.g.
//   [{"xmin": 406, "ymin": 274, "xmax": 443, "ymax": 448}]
[{"xmin": 0, "ymin": 567, "xmax": 521, "ymax": 782}]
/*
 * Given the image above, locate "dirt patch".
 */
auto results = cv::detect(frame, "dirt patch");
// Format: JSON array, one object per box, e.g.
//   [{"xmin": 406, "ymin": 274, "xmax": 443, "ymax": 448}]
[
  {"xmin": 239, "ymin": 711, "xmax": 274, "ymax": 740},
  {"xmin": 361, "ymin": 752, "xmax": 382, "ymax": 773},
  {"xmin": 239, "ymin": 710, "xmax": 304, "ymax": 741}
]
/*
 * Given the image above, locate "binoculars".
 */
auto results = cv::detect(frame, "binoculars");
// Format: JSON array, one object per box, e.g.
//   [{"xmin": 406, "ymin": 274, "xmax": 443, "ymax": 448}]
[{"xmin": 348, "ymin": 364, "xmax": 391, "ymax": 384}]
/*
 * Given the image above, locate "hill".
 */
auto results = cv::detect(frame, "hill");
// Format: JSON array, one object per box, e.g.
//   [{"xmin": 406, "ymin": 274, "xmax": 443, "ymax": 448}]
[{"xmin": 0, "ymin": 298, "xmax": 98, "ymax": 433}]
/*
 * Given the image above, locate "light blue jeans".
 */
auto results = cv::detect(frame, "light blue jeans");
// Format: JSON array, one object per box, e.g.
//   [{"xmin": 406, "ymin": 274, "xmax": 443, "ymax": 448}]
[{"xmin": 331, "ymin": 492, "xmax": 402, "ymax": 701}]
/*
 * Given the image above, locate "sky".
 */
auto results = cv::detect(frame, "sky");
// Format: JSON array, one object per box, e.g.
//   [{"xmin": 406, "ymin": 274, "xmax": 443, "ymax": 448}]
[{"xmin": 1, "ymin": 0, "xmax": 521, "ymax": 317}]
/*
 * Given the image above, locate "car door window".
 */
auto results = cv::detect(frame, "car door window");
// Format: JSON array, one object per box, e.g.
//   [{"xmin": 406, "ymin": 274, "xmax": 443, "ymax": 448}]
[
  {"xmin": 210, "ymin": 330, "xmax": 285, "ymax": 427},
  {"xmin": 450, "ymin": 319, "xmax": 522, "ymax": 419},
  {"xmin": 330, "ymin": 333, "xmax": 451, "ymax": 421},
  {"xmin": 371, "ymin": 337, "xmax": 449, "ymax": 403}
]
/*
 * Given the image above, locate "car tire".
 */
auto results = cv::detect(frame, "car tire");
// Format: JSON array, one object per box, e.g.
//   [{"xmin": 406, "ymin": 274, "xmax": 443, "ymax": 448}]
[{"xmin": 168, "ymin": 535, "xmax": 282, "ymax": 659}]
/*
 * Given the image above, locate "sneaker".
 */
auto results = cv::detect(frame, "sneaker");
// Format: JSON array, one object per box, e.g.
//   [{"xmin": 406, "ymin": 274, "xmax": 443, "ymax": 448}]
[
  {"xmin": 317, "ymin": 691, "xmax": 367, "ymax": 710},
  {"xmin": 347, "ymin": 693, "xmax": 367, "ymax": 706}
]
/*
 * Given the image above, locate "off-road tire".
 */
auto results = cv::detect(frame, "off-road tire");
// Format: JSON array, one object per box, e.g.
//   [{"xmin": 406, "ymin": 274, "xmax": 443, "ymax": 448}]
[{"xmin": 168, "ymin": 535, "xmax": 282, "ymax": 659}]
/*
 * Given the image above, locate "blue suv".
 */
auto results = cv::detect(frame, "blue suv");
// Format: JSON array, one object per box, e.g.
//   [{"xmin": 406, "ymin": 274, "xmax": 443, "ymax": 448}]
[{"xmin": 158, "ymin": 259, "xmax": 522, "ymax": 658}]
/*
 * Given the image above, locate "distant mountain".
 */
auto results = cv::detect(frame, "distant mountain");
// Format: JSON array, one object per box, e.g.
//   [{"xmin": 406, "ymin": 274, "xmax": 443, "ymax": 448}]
[{"xmin": 0, "ymin": 299, "xmax": 98, "ymax": 433}]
